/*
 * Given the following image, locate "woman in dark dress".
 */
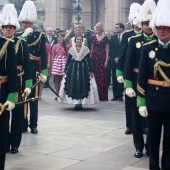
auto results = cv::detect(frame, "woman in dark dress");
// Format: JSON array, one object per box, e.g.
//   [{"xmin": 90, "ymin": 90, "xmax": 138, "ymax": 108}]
[
  {"xmin": 91, "ymin": 22, "xmax": 109, "ymax": 101},
  {"xmin": 59, "ymin": 35, "xmax": 99, "ymax": 110}
]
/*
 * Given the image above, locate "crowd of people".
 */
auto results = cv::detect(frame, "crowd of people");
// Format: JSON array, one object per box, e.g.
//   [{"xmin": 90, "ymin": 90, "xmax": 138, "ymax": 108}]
[{"xmin": 0, "ymin": 0, "xmax": 170, "ymax": 170}]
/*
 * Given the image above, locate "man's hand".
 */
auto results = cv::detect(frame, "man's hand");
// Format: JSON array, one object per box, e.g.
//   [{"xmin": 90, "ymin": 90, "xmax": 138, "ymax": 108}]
[
  {"xmin": 90, "ymin": 73, "xmax": 94, "ymax": 78},
  {"xmin": 4, "ymin": 101, "xmax": 15, "ymax": 111},
  {"xmin": 126, "ymin": 88, "xmax": 136, "ymax": 97},
  {"xmin": 104, "ymin": 61, "xmax": 108, "ymax": 68},
  {"xmin": 114, "ymin": 57, "xmax": 118, "ymax": 63},
  {"xmin": 139, "ymin": 106, "xmax": 148, "ymax": 117},
  {"xmin": 117, "ymin": 76, "xmax": 124, "ymax": 83}
]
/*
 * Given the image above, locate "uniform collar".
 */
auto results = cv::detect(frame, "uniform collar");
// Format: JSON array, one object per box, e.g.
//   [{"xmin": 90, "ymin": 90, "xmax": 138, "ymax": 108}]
[
  {"xmin": 158, "ymin": 39, "xmax": 170, "ymax": 49},
  {"xmin": 143, "ymin": 33, "xmax": 154, "ymax": 41},
  {"xmin": 134, "ymin": 30, "xmax": 142, "ymax": 35}
]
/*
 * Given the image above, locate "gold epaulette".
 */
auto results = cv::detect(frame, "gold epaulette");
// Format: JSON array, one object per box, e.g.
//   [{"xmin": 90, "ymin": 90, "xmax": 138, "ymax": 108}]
[
  {"xmin": 36, "ymin": 29, "xmax": 45, "ymax": 34},
  {"xmin": 130, "ymin": 34, "xmax": 142, "ymax": 39},
  {"xmin": 125, "ymin": 29, "xmax": 133, "ymax": 33},
  {"xmin": 16, "ymin": 32, "xmax": 22, "ymax": 34},
  {"xmin": 128, "ymin": 34, "xmax": 142, "ymax": 42},
  {"xmin": 2, "ymin": 37, "xmax": 14, "ymax": 42},
  {"xmin": 143, "ymin": 39, "xmax": 157, "ymax": 46}
]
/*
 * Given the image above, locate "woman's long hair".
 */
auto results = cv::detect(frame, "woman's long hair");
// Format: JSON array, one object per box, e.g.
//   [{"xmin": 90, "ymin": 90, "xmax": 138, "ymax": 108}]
[{"xmin": 57, "ymin": 32, "xmax": 67, "ymax": 52}]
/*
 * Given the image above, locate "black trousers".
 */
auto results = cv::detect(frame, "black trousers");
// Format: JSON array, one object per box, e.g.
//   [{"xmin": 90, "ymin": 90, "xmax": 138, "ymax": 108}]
[
  {"xmin": 23, "ymin": 87, "xmax": 38, "ymax": 129},
  {"xmin": 147, "ymin": 111, "xmax": 170, "ymax": 170},
  {"xmin": 6, "ymin": 105, "xmax": 24, "ymax": 149},
  {"xmin": 125, "ymin": 95, "xmax": 132, "ymax": 130},
  {"xmin": 23, "ymin": 69, "xmax": 38, "ymax": 129},
  {"xmin": 0, "ymin": 110, "xmax": 9, "ymax": 170},
  {"xmin": 111, "ymin": 64, "xmax": 124, "ymax": 98},
  {"xmin": 131, "ymin": 97, "xmax": 148, "ymax": 151}
]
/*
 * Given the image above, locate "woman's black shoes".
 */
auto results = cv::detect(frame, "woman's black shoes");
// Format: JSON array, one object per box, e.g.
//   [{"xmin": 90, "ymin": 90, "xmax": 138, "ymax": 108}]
[{"xmin": 74, "ymin": 104, "xmax": 82, "ymax": 110}]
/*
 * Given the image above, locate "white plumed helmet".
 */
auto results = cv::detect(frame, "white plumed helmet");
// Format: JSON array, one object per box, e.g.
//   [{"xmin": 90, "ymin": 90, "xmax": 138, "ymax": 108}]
[
  {"xmin": 0, "ymin": 4, "xmax": 20, "ymax": 30},
  {"xmin": 150, "ymin": 0, "xmax": 170, "ymax": 31},
  {"xmin": 128, "ymin": 3, "xmax": 141, "ymax": 25},
  {"xmin": 133, "ymin": 0, "xmax": 156, "ymax": 28},
  {"xmin": 18, "ymin": 0, "xmax": 37, "ymax": 23}
]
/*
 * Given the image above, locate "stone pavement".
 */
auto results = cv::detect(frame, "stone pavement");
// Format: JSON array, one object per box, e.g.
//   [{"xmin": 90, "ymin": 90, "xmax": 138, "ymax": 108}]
[{"xmin": 5, "ymin": 87, "xmax": 150, "ymax": 170}]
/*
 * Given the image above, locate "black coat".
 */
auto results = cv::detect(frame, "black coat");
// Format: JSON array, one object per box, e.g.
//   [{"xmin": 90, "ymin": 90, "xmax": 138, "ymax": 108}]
[
  {"xmin": 138, "ymin": 40, "xmax": 170, "ymax": 112},
  {"xmin": 0, "ymin": 38, "xmax": 18, "ymax": 103},
  {"xmin": 45, "ymin": 35, "xmax": 57, "ymax": 48},
  {"xmin": 117, "ymin": 30, "xmax": 135, "ymax": 75},
  {"xmin": 124, "ymin": 33, "xmax": 157, "ymax": 91},
  {"xmin": 14, "ymin": 37, "xmax": 32, "ymax": 88},
  {"xmin": 109, "ymin": 34, "xmax": 121, "ymax": 64}
]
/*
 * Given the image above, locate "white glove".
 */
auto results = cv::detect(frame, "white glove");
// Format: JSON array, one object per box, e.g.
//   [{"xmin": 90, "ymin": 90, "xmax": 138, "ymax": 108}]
[
  {"xmin": 126, "ymin": 88, "xmax": 136, "ymax": 97},
  {"xmin": 4, "ymin": 101, "xmax": 15, "ymax": 111},
  {"xmin": 40, "ymin": 75, "xmax": 47, "ymax": 83},
  {"xmin": 139, "ymin": 106, "xmax": 148, "ymax": 117},
  {"xmin": 117, "ymin": 76, "xmax": 124, "ymax": 83},
  {"xmin": 23, "ymin": 87, "xmax": 31, "ymax": 99},
  {"xmin": 22, "ymin": 28, "xmax": 33, "ymax": 37}
]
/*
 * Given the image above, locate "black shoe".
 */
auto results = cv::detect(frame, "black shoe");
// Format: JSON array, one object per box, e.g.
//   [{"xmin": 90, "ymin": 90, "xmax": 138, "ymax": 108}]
[
  {"xmin": 125, "ymin": 129, "xmax": 132, "ymax": 135},
  {"xmin": 143, "ymin": 128, "xmax": 148, "ymax": 135},
  {"xmin": 111, "ymin": 97, "xmax": 118, "ymax": 101},
  {"xmin": 134, "ymin": 150, "xmax": 143, "ymax": 158},
  {"xmin": 11, "ymin": 148, "xmax": 18, "ymax": 154},
  {"xmin": 118, "ymin": 97, "xmax": 123, "ymax": 101},
  {"xmin": 31, "ymin": 128, "xmax": 38, "ymax": 134},
  {"xmin": 74, "ymin": 104, "xmax": 82, "ymax": 110},
  {"xmin": 22, "ymin": 128, "xmax": 28, "ymax": 133}
]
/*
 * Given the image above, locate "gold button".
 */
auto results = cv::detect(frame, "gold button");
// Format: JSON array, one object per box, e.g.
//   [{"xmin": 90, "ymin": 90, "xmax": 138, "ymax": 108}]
[
  {"xmin": 155, "ymin": 58, "xmax": 158, "ymax": 61},
  {"xmin": 156, "ymin": 87, "xmax": 159, "ymax": 90}
]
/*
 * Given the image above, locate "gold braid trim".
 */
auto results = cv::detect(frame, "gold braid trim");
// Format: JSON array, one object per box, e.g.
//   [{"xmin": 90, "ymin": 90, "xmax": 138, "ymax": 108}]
[
  {"xmin": 15, "ymin": 38, "xmax": 21, "ymax": 54},
  {"xmin": 27, "ymin": 32, "xmax": 43, "ymax": 47},
  {"xmin": 0, "ymin": 40, "xmax": 10, "ymax": 60},
  {"xmin": 137, "ymin": 83, "xmax": 145, "ymax": 96},
  {"xmin": 154, "ymin": 60, "xmax": 170, "ymax": 82}
]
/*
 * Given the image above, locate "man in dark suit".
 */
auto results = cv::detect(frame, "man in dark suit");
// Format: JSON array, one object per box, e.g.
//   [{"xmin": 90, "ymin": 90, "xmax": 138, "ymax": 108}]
[
  {"xmin": 109, "ymin": 23, "xmax": 125, "ymax": 101},
  {"xmin": 45, "ymin": 27, "xmax": 57, "ymax": 48}
]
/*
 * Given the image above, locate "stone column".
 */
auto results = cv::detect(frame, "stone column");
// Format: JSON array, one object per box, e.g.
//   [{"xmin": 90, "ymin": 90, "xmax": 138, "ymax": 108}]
[
  {"xmin": 82, "ymin": 0, "xmax": 92, "ymax": 29},
  {"xmin": 45, "ymin": 0, "xmax": 57, "ymax": 29}
]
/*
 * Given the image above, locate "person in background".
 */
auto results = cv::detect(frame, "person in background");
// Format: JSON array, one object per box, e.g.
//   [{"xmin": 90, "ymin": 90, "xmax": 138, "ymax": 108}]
[
  {"xmin": 109, "ymin": 23, "xmax": 125, "ymax": 101},
  {"xmin": 39, "ymin": 42, "xmax": 51, "ymax": 99},
  {"xmin": 51, "ymin": 32, "xmax": 68, "ymax": 100},
  {"xmin": 44, "ymin": 27, "xmax": 57, "ymax": 88},
  {"xmin": 91, "ymin": 22, "xmax": 109, "ymax": 101},
  {"xmin": 82, "ymin": 26, "xmax": 92, "ymax": 50},
  {"xmin": 69, "ymin": 25, "xmax": 88, "ymax": 48},
  {"xmin": 104, "ymin": 30, "xmax": 111, "ymax": 40}
]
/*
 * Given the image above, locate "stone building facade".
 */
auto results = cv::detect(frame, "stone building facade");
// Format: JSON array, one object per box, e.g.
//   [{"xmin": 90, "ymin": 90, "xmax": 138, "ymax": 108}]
[{"xmin": 45, "ymin": 0, "xmax": 158, "ymax": 31}]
